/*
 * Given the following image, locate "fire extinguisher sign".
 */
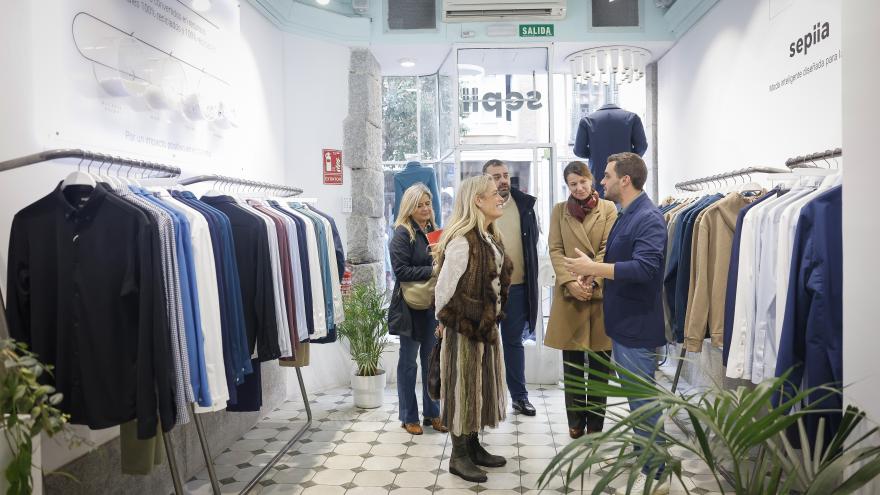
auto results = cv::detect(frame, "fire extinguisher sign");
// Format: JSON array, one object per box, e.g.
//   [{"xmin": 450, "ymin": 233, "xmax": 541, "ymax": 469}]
[{"xmin": 323, "ymin": 149, "xmax": 343, "ymax": 185}]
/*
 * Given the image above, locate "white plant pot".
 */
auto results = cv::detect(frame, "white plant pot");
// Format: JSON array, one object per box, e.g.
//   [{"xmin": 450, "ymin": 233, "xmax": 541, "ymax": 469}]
[
  {"xmin": 351, "ymin": 370, "xmax": 386, "ymax": 409},
  {"xmin": 0, "ymin": 419, "xmax": 43, "ymax": 495}
]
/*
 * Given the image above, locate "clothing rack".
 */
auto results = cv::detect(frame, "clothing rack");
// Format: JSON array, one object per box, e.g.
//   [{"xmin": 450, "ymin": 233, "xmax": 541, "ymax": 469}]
[
  {"xmin": 0, "ymin": 148, "xmax": 181, "ymax": 176},
  {"xmin": 673, "ymin": 166, "xmax": 789, "ymax": 192},
  {"xmin": 180, "ymin": 176, "xmax": 313, "ymax": 495},
  {"xmin": 785, "ymin": 147, "xmax": 842, "ymax": 169},
  {"xmin": 0, "ymin": 148, "xmax": 190, "ymax": 495},
  {"xmin": 0, "ymin": 151, "xmax": 314, "ymax": 495},
  {"xmin": 179, "ymin": 174, "xmax": 303, "ymax": 196}
]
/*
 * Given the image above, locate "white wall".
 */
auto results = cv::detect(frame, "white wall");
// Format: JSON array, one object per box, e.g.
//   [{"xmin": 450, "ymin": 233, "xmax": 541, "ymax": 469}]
[
  {"xmin": 281, "ymin": 33, "xmax": 356, "ymax": 397},
  {"xmin": 842, "ymin": 0, "xmax": 880, "ymax": 479},
  {"xmin": 657, "ymin": 0, "xmax": 841, "ymax": 195}
]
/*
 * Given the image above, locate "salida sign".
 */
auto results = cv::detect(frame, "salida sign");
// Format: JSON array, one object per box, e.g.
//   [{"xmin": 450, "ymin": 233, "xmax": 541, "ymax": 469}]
[{"xmin": 460, "ymin": 87, "xmax": 543, "ymax": 118}]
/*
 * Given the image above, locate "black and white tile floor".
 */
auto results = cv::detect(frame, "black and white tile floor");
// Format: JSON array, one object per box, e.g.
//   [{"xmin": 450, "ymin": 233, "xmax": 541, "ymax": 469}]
[{"xmin": 186, "ymin": 381, "xmax": 731, "ymax": 495}]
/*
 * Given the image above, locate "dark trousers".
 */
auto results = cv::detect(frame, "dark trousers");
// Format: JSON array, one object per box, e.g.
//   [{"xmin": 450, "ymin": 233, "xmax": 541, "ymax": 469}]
[
  {"xmin": 562, "ymin": 349, "xmax": 611, "ymax": 431},
  {"xmin": 500, "ymin": 284, "xmax": 529, "ymax": 402},
  {"xmin": 397, "ymin": 311, "xmax": 440, "ymax": 424}
]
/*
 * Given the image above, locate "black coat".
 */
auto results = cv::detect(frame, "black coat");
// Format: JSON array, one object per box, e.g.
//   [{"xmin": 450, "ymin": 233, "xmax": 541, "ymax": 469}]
[
  {"xmin": 509, "ymin": 187, "xmax": 540, "ymax": 333},
  {"xmin": 388, "ymin": 221, "xmax": 434, "ymax": 337}
]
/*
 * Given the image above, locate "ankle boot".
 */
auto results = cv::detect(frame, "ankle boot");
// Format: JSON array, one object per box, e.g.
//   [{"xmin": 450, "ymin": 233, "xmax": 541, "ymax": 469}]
[
  {"xmin": 449, "ymin": 434, "xmax": 487, "ymax": 482},
  {"xmin": 466, "ymin": 433, "xmax": 506, "ymax": 467}
]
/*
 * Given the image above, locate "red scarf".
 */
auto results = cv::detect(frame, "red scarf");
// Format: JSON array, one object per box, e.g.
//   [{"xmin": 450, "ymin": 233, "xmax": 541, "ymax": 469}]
[{"xmin": 566, "ymin": 191, "xmax": 599, "ymax": 222}]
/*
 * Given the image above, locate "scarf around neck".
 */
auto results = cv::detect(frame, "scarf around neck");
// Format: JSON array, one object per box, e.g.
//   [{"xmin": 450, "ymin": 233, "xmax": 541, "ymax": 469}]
[{"xmin": 567, "ymin": 191, "xmax": 599, "ymax": 222}]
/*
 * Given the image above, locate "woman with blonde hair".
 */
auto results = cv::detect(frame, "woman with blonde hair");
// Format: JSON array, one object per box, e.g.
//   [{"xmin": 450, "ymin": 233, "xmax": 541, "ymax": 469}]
[
  {"xmin": 389, "ymin": 183, "xmax": 446, "ymax": 435},
  {"xmin": 545, "ymin": 161, "xmax": 618, "ymax": 439},
  {"xmin": 433, "ymin": 175, "xmax": 512, "ymax": 483}
]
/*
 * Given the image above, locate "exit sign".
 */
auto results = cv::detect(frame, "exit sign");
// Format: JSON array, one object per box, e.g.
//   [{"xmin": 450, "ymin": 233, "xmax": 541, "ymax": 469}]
[{"xmin": 519, "ymin": 24, "xmax": 554, "ymax": 37}]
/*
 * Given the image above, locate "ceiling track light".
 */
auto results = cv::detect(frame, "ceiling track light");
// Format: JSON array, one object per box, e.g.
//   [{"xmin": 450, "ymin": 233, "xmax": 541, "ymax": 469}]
[{"xmin": 564, "ymin": 45, "xmax": 652, "ymax": 86}]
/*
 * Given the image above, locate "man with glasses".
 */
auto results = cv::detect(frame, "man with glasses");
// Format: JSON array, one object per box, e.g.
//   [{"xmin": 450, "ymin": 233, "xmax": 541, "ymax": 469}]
[{"xmin": 483, "ymin": 159, "xmax": 540, "ymax": 416}]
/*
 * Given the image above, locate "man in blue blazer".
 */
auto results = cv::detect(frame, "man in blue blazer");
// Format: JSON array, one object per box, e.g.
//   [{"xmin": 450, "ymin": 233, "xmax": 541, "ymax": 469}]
[
  {"xmin": 563, "ymin": 152, "xmax": 670, "ymax": 495},
  {"xmin": 573, "ymin": 104, "xmax": 648, "ymax": 198}
]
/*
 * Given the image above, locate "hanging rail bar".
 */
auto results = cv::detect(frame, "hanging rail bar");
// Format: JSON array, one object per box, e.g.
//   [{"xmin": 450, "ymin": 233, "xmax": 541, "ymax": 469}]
[
  {"xmin": 785, "ymin": 147, "xmax": 842, "ymax": 169},
  {"xmin": 178, "ymin": 174, "xmax": 303, "ymax": 196},
  {"xmin": 0, "ymin": 148, "xmax": 181, "ymax": 176},
  {"xmin": 673, "ymin": 166, "xmax": 789, "ymax": 192}
]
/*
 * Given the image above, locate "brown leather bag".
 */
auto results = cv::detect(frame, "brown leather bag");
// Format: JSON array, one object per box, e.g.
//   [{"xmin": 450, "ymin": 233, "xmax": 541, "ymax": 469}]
[{"xmin": 427, "ymin": 337, "xmax": 442, "ymax": 401}]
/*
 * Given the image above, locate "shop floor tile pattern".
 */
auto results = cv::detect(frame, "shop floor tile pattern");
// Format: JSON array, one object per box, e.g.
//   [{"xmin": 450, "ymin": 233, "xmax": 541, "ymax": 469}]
[{"xmin": 186, "ymin": 380, "xmax": 726, "ymax": 495}]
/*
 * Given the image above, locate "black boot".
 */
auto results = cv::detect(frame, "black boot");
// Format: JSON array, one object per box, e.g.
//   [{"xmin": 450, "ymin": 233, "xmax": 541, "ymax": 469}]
[
  {"xmin": 450, "ymin": 434, "xmax": 487, "ymax": 482},
  {"xmin": 466, "ymin": 433, "xmax": 506, "ymax": 467}
]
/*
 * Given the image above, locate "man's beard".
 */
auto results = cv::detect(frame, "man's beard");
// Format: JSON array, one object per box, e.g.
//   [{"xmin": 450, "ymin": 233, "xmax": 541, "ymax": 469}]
[{"xmin": 498, "ymin": 187, "xmax": 510, "ymax": 199}]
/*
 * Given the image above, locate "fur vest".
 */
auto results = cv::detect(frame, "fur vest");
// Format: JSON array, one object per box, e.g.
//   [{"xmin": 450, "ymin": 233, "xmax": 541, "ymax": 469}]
[{"xmin": 437, "ymin": 229, "xmax": 513, "ymax": 344}]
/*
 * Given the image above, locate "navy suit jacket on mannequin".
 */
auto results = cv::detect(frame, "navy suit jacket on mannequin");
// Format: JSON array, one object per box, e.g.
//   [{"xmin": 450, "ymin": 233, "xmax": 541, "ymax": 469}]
[{"xmin": 573, "ymin": 104, "xmax": 648, "ymax": 197}]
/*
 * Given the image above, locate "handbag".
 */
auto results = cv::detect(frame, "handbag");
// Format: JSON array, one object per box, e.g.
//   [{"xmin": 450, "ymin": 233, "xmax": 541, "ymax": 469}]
[
  {"xmin": 427, "ymin": 336, "xmax": 442, "ymax": 401},
  {"xmin": 387, "ymin": 284, "xmax": 412, "ymax": 336},
  {"xmin": 400, "ymin": 276, "xmax": 437, "ymax": 310}
]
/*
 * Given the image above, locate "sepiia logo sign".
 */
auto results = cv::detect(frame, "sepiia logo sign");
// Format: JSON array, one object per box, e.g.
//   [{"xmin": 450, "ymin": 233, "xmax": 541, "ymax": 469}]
[
  {"xmin": 460, "ymin": 87, "xmax": 543, "ymax": 119},
  {"xmin": 789, "ymin": 21, "xmax": 830, "ymax": 57}
]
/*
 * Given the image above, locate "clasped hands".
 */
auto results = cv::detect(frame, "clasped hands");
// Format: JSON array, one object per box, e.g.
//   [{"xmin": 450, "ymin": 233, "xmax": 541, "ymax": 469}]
[{"xmin": 563, "ymin": 247, "xmax": 598, "ymax": 302}]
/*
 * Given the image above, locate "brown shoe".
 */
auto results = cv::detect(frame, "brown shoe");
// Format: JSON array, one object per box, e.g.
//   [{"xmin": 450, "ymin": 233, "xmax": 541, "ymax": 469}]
[
  {"xmin": 423, "ymin": 417, "xmax": 448, "ymax": 433},
  {"xmin": 402, "ymin": 423, "xmax": 423, "ymax": 435},
  {"xmin": 569, "ymin": 427, "xmax": 585, "ymax": 439}
]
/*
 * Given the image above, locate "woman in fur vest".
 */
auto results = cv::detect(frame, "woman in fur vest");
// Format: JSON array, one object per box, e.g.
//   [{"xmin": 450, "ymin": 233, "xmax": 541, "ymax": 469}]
[{"xmin": 433, "ymin": 174, "xmax": 512, "ymax": 483}]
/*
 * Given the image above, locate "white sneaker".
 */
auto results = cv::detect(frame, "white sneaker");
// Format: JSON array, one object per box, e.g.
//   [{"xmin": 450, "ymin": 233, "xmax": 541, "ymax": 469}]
[{"xmin": 615, "ymin": 472, "xmax": 670, "ymax": 495}]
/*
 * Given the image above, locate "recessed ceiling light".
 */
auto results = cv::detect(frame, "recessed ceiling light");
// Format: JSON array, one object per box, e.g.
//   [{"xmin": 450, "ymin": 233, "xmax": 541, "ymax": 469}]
[
  {"xmin": 399, "ymin": 58, "xmax": 416, "ymax": 68},
  {"xmin": 316, "ymin": 0, "xmax": 330, "ymax": 5}
]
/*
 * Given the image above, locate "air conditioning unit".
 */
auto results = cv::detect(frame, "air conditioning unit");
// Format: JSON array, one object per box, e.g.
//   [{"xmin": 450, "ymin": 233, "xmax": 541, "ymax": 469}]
[{"xmin": 442, "ymin": 0, "xmax": 567, "ymax": 22}]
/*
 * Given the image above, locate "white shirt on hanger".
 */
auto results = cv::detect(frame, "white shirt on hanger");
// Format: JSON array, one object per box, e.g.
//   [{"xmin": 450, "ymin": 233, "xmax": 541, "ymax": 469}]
[
  {"xmin": 750, "ymin": 187, "xmax": 814, "ymax": 384},
  {"xmin": 160, "ymin": 194, "xmax": 231, "ymax": 413},
  {"xmin": 726, "ymin": 192, "xmax": 785, "ymax": 380}
]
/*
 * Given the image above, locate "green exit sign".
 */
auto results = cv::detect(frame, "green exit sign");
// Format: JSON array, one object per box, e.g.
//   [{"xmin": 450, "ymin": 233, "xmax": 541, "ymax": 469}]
[{"xmin": 519, "ymin": 24, "xmax": 555, "ymax": 37}]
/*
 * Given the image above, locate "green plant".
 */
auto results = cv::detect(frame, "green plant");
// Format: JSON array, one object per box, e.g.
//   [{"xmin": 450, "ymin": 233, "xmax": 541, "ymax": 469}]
[
  {"xmin": 541, "ymin": 351, "xmax": 880, "ymax": 495},
  {"xmin": 337, "ymin": 284, "xmax": 393, "ymax": 376},
  {"xmin": 0, "ymin": 339, "xmax": 69, "ymax": 495}
]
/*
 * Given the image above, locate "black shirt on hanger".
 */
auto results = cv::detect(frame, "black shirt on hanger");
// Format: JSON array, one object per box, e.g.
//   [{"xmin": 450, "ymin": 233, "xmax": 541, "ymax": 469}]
[{"xmin": 6, "ymin": 183, "xmax": 176, "ymax": 439}]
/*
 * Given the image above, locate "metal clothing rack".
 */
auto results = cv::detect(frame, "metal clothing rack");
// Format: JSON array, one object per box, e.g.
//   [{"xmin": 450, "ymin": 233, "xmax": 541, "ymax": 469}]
[
  {"xmin": 785, "ymin": 147, "xmax": 842, "ymax": 169},
  {"xmin": 673, "ymin": 166, "xmax": 789, "ymax": 192},
  {"xmin": 176, "ymin": 174, "xmax": 312, "ymax": 495},
  {"xmin": 665, "ymin": 151, "xmax": 841, "ymax": 488},
  {"xmin": 179, "ymin": 174, "xmax": 303, "ymax": 196},
  {"xmin": 0, "ymin": 148, "xmax": 190, "ymax": 495}
]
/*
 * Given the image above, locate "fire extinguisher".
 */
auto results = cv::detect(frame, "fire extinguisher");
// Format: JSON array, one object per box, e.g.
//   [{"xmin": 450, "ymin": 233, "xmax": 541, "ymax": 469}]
[{"xmin": 341, "ymin": 261, "xmax": 353, "ymax": 297}]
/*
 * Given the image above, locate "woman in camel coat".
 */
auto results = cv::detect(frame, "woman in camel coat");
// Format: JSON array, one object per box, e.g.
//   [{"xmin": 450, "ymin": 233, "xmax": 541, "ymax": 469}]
[{"xmin": 544, "ymin": 161, "xmax": 618, "ymax": 439}]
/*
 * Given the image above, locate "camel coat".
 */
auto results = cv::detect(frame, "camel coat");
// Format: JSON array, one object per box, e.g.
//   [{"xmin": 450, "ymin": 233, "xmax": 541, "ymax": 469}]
[{"xmin": 544, "ymin": 199, "xmax": 617, "ymax": 351}]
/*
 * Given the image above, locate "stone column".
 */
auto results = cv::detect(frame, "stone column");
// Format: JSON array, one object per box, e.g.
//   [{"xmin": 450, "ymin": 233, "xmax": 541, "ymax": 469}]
[{"xmin": 344, "ymin": 48, "xmax": 386, "ymax": 292}]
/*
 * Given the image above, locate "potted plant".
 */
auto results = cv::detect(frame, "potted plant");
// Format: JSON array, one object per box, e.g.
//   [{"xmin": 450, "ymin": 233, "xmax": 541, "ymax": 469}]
[
  {"xmin": 541, "ymin": 351, "xmax": 880, "ymax": 494},
  {"xmin": 337, "ymin": 284, "xmax": 394, "ymax": 409},
  {"xmin": 0, "ymin": 339, "xmax": 69, "ymax": 495}
]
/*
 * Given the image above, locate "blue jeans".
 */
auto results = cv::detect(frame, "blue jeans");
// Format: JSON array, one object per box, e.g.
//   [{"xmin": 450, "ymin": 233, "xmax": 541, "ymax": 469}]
[
  {"xmin": 611, "ymin": 340, "xmax": 666, "ymax": 477},
  {"xmin": 397, "ymin": 313, "xmax": 440, "ymax": 424},
  {"xmin": 500, "ymin": 284, "xmax": 529, "ymax": 402}
]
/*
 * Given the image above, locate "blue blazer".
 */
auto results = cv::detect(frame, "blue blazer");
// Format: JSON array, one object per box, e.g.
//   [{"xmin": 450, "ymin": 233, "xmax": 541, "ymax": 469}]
[
  {"xmin": 392, "ymin": 162, "xmax": 442, "ymax": 226},
  {"xmin": 573, "ymin": 104, "xmax": 648, "ymax": 197},
  {"xmin": 603, "ymin": 193, "xmax": 668, "ymax": 349}
]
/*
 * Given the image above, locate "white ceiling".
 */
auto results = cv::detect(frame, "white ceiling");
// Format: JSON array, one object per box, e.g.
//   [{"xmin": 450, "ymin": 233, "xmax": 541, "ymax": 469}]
[{"xmin": 370, "ymin": 40, "xmax": 674, "ymax": 76}]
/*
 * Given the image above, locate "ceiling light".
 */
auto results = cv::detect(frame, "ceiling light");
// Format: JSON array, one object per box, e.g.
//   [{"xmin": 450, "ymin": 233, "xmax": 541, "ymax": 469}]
[
  {"xmin": 316, "ymin": 0, "xmax": 330, "ymax": 5},
  {"xmin": 565, "ymin": 45, "xmax": 651, "ymax": 85},
  {"xmin": 399, "ymin": 58, "xmax": 416, "ymax": 68}
]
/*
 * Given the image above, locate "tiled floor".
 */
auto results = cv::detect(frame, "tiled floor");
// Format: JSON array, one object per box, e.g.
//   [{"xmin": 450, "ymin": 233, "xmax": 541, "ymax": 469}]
[{"xmin": 186, "ymin": 381, "xmax": 729, "ymax": 495}]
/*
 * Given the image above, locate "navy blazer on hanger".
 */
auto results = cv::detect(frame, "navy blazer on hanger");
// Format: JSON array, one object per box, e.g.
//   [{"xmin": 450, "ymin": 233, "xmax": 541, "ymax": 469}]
[{"xmin": 573, "ymin": 104, "xmax": 648, "ymax": 197}]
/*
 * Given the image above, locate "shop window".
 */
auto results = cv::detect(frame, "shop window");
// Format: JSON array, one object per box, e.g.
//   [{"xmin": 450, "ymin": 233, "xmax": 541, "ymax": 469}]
[{"xmin": 458, "ymin": 47, "xmax": 551, "ymax": 146}]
